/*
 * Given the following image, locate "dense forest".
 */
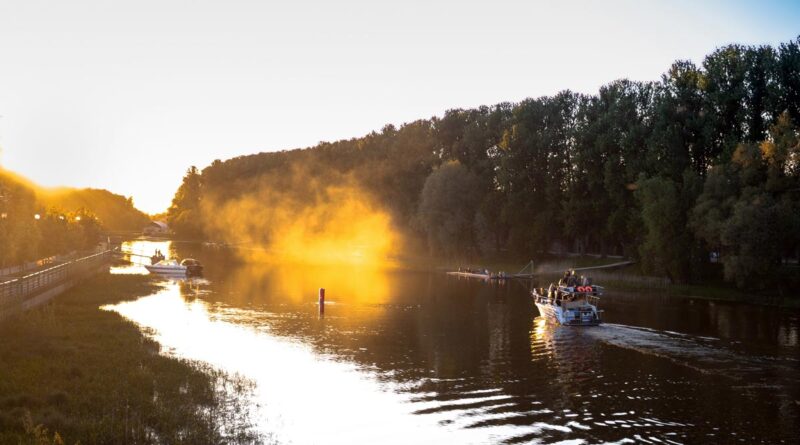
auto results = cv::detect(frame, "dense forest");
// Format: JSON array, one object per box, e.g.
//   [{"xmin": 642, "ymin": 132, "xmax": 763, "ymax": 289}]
[
  {"xmin": 0, "ymin": 170, "xmax": 148, "ymax": 267},
  {"xmin": 38, "ymin": 187, "xmax": 150, "ymax": 232},
  {"xmin": 168, "ymin": 36, "xmax": 800, "ymax": 289}
]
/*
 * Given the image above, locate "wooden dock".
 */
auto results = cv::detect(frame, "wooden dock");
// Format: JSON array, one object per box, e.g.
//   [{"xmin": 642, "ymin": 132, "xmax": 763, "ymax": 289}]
[
  {"xmin": 445, "ymin": 272, "xmax": 535, "ymax": 280},
  {"xmin": 446, "ymin": 260, "xmax": 536, "ymax": 280},
  {"xmin": 446, "ymin": 271, "xmax": 497, "ymax": 279}
]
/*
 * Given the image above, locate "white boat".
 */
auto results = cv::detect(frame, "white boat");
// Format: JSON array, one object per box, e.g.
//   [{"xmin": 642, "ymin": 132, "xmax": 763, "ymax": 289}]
[
  {"xmin": 532, "ymin": 281, "xmax": 603, "ymax": 326},
  {"xmin": 144, "ymin": 258, "xmax": 203, "ymax": 276}
]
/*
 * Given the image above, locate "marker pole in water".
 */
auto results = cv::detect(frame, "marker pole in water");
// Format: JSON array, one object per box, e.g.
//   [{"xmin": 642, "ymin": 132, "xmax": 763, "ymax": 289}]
[{"xmin": 319, "ymin": 288, "xmax": 325, "ymax": 315}]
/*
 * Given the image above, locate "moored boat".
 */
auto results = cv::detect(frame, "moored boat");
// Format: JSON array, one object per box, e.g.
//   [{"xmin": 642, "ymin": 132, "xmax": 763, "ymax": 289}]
[
  {"xmin": 145, "ymin": 258, "xmax": 204, "ymax": 276},
  {"xmin": 180, "ymin": 258, "xmax": 204, "ymax": 276},
  {"xmin": 532, "ymin": 271, "xmax": 602, "ymax": 326}
]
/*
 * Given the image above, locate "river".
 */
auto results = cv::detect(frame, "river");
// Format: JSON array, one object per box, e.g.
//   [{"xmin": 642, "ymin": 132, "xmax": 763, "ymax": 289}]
[{"xmin": 105, "ymin": 240, "xmax": 799, "ymax": 444}]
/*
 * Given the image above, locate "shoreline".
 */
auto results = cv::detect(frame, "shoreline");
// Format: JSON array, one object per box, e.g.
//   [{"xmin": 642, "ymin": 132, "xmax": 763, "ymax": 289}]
[
  {"xmin": 426, "ymin": 255, "xmax": 800, "ymax": 309},
  {"xmin": 0, "ymin": 273, "xmax": 260, "ymax": 445}
]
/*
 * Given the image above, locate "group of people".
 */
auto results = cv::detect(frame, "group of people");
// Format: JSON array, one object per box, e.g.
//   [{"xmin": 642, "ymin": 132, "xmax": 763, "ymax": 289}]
[
  {"xmin": 537, "ymin": 270, "xmax": 594, "ymax": 303},
  {"xmin": 558, "ymin": 269, "xmax": 592, "ymax": 288},
  {"xmin": 150, "ymin": 249, "xmax": 165, "ymax": 264}
]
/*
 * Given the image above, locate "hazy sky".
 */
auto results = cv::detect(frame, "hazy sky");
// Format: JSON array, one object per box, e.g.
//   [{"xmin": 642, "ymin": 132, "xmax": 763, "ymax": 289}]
[{"xmin": 0, "ymin": 0, "xmax": 798, "ymax": 214}]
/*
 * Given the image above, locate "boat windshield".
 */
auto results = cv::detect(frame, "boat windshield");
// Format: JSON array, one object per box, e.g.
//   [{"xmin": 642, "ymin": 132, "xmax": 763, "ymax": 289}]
[{"xmin": 157, "ymin": 260, "xmax": 180, "ymax": 266}]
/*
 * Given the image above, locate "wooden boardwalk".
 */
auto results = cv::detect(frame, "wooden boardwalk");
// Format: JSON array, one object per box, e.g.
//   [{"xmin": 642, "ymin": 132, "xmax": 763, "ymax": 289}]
[{"xmin": 0, "ymin": 251, "xmax": 111, "ymax": 321}]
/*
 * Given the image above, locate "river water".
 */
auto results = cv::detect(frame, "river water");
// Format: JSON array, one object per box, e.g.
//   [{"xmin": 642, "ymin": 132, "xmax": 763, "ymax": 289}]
[{"xmin": 107, "ymin": 240, "xmax": 800, "ymax": 444}]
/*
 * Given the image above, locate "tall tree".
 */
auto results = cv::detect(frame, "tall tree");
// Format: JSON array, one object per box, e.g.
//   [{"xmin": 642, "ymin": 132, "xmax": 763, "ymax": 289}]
[
  {"xmin": 417, "ymin": 161, "xmax": 481, "ymax": 257},
  {"xmin": 167, "ymin": 166, "xmax": 204, "ymax": 239}
]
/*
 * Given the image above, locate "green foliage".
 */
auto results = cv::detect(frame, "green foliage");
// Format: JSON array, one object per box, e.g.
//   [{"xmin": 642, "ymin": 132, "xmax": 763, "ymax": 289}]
[
  {"xmin": 417, "ymin": 161, "xmax": 482, "ymax": 257},
  {"xmin": 38, "ymin": 188, "xmax": 150, "ymax": 232},
  {"xmin": 720, "ymin": 189, "xmax": 783, "ymax": 287},
  {"xmin": 0, "ymin": 171, "xmax": 106, "ymax": 267},
  {"xmin": 637, "ymin": 173, "xmax": 700, "ymax": 284},
  {"xmin": 164, "ymin": 36, "xmax": 800, "ymax": 290},
  {"xmin": 690, "ymin": 113, "xmax": 800, "ymax": 289},
  {"xmin": 0, "ymin": 274, "xmax": 260, "ymax": 444},
  {"xmin": 167, "ymin": 166, "xmax": 204, "ymax": 239}
]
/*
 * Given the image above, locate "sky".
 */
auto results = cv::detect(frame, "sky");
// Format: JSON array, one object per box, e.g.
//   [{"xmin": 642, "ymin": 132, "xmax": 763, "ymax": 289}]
[{"xmin": 0, "ymin": 0, "xmax": 798, "ymax": 214}]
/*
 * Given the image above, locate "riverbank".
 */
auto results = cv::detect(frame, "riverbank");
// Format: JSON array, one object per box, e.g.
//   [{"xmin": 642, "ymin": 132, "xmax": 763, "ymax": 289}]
[
  {"xmin": 534, "ymin": 263, "xmax": 800, "ymax": 309},
  {"xmin": 0, "ymin": 273, "xmax": 260, "ymax": 445},
  {"xmin": 426, "ymin": 254, "xmax": 800, "ymax": 309}
]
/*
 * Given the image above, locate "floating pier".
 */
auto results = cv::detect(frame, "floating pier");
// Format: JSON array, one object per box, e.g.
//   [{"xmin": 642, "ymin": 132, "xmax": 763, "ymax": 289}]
[{"xmin": 446, "ymin": 260, "xmax": 535, "ymax": 280}]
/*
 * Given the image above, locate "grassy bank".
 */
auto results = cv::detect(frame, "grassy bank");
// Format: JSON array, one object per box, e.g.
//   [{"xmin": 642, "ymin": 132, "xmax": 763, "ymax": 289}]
[
  {"xmin": 419, "ymin": 253, "xmax": 800, "ymax": 309},
  {"xmin": 537, "ymin": 265, "xmax": 800, "ymax": 309},
  {"xmin": 620, "ymin": 280, "xmax": 800, "ymax": 309},
  {"xmin": 0, "ymin": 273, "xmax": 260, "ymax": 445}
]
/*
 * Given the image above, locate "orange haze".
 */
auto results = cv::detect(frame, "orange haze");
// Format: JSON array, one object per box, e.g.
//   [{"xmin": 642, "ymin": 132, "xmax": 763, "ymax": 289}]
[{"xmin": 202, "ymin": 167, "xmax": 401, "ymax": 269}]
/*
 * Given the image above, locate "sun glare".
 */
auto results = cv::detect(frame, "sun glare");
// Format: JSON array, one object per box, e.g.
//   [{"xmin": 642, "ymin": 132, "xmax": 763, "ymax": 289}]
[{"xmin": 204, "ymin": 177, "xmax": 400, "ymax": 269}]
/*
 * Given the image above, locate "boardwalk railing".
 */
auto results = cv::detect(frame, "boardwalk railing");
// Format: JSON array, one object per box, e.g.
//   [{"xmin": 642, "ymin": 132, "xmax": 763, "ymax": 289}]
[{"xmin": 0, "ymin": 250, "xmax": 112, "ymax": 316}]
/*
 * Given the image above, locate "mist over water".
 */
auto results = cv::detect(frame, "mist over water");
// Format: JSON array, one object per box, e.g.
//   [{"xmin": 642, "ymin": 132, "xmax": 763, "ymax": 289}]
[
  {"xmin": 109, "ymin": 240, "xmax": 800, "ymax": 444},
  {"xmin": 200, "ymin": 167, "xmax": 401, "ymax": 268}
]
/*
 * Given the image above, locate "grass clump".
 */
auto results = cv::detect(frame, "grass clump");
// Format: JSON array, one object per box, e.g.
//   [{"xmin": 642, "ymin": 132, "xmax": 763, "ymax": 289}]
[{"xmin": 0, "ymin": 273, "xmax": 262, "ymax": 444}]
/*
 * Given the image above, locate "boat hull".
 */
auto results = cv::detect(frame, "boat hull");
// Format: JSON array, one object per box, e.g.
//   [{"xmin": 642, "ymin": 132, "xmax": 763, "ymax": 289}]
[
  {"xmin": 534, "ymin": 302, "xmax": 601, "ymax": 326},
  {"xmin": 144, "ymin": 265, "xmax": 187, "ymax": 275}
]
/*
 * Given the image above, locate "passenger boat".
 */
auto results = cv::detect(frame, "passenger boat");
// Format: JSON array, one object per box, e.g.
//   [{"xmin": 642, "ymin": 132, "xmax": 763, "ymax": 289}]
[
  {"xmin": 532, "ymin": 273, "xmax": 603, "ymax": 326},
  {"xmin": 145, "ymin": 258, "xmax": 204, "ymax": 276}
]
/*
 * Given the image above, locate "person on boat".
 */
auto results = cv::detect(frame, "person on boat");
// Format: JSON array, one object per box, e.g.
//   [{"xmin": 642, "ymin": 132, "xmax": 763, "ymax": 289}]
[{"xmin": 566, "ymin": 270, "xmax": 578, "ymax": 288}]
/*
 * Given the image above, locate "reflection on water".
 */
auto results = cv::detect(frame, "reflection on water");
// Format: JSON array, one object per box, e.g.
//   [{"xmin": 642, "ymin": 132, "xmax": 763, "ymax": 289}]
[
  {"xmin": 106, "ymin": 240, "xmax": 800, "ymax": 444},
  {"xmin": 107, "ymin": 286, "xmax": 476, "ymax": 444},
  {"xmin": 112, "ymin": 239, "xmax": 172, "ymax": 275},
  {"xmin": 222, "ymin": 262, "xmax": 393, "ymax": 307}
]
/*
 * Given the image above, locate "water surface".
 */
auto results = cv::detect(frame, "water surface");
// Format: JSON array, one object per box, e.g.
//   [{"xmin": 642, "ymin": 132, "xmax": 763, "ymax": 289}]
[{"xmin": 107, "ymin": 240, "xmax": 800, "ymax": 444}]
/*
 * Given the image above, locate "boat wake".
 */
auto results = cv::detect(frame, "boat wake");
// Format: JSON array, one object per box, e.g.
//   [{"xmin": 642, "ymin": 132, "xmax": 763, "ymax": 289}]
[{"xmin": 584, "ymin": 323, "xmax": 799, "ymax": 386}]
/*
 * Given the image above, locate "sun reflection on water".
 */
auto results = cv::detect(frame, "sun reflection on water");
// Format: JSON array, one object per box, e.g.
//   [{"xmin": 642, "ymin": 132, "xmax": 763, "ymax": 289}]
[{"xmin": 103, "ymin": 283, "xmax": 486, "ymax": 444}]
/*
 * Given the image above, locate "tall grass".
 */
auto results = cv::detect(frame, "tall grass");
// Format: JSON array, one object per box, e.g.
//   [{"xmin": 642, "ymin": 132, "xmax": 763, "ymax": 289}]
[{"xmin": 0, "ymin": 273, "xmax": 262, "ymax": 444}]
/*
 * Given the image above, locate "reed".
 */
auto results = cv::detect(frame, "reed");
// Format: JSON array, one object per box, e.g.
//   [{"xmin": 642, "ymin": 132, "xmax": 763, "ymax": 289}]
[{"xmin": 0, "ymin": 273, "xmax": 261, "ymax": 445}]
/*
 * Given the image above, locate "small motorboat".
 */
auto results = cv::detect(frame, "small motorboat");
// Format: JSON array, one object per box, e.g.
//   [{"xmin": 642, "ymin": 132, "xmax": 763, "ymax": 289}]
[
  {"xmin": 180, "ymin": 258, "xmax": 204, "ymax": 276},
  {"xmin": 145, "ymin": 258, "xmax": 203, "ymax": 276},
  {"xmin": 532, "ymin": 271, "xmax": 603, "ymax": 326}
]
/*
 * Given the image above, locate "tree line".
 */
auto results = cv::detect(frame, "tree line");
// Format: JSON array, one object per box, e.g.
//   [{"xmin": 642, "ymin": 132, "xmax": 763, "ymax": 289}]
[
  {"xmin": 168, "ymin": 36, "xmax": 800, "ymax": 289},
  {"xmin": 0, "ymin": 170, "xmax": 149, "ymax": 267}
]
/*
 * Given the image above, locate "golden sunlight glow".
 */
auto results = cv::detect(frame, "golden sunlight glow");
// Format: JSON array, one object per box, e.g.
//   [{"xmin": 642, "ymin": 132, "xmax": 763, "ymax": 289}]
[
  {"xmin": 269, "ymin": 187, "xmax": 396, "ymax": 267},
  {"xmin": 532, "ymin": 316, "xmax": 549, "ymax": 342},
  {"xmin": 225, "ymin": 262, "xmax": 393, "ymax": 306},
  {"xmin": 203, "ymin": 173, "xmax": 400, "ymax": 269},
  {"xmin": 102, "ymin": 284, "xmax": 482, "ymax": 444}
]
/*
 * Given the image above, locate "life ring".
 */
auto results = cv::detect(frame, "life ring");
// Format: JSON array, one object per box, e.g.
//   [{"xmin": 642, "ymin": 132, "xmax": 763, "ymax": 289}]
[{"xmin": 577, "ymin": 286, "xmax": 586, "ymax": 292}]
